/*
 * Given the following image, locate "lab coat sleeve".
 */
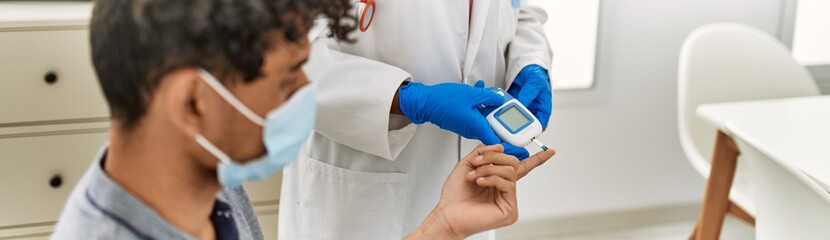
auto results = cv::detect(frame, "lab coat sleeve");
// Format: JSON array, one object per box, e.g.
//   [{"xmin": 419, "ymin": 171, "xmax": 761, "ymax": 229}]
[
  {"xmin": 305, "ymin": 39, "xmax": 418, "ymax": 161},
  {"xmin": 505, "ymin": 4, "xmax": 553, "ymax": 87}
]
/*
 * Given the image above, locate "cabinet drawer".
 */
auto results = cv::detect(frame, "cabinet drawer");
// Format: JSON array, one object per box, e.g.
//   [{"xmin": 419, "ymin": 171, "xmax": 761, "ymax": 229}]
[
  {"xmin": 0, "ymin": 29, "xmax": 108, "ymax": 125},
  {"xmin": 0, "ymin": 131, "xmax": 108, "ymax": 227}
]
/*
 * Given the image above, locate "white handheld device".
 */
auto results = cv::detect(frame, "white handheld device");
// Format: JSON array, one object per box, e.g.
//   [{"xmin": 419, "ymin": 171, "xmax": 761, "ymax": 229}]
[{"xmin": 479, "ymin": 88, "xmax": 548, "ymax": 150}]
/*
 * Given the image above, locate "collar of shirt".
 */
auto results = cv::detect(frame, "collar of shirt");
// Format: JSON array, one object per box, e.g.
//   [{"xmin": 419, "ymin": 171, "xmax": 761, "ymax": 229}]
[{"xmin": 83, "ymin": 146, "xmax": 240, "ymax": 240}]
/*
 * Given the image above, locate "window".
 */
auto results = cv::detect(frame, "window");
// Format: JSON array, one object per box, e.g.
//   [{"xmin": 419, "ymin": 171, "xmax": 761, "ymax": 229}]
[
  {"xmin": 791, "ymin": 0, "xmax": 830, "ymax": 65},
  {"xmin": 529, "ymin": 0, "xmax": 601, "ymax": 90}
]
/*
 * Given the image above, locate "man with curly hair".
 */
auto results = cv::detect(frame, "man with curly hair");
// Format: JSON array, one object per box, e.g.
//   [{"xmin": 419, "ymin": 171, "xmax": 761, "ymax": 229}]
[{"xmin": 51, "ymin": 0, "xmax": 537, "ymax": 239}]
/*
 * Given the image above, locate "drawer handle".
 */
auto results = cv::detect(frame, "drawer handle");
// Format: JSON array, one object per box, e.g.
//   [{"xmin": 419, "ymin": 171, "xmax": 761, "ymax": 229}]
[
  {"xmin": 44, "ymin": 72, "xmax": 58, "ymax": 85},
  {"xmin": 49, "ymin": 175, "xmax": 63, "ymax": 189}
]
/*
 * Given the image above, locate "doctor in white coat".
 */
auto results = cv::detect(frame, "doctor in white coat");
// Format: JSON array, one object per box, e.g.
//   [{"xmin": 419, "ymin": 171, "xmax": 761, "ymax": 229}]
[{"xmin": 280, "ymin": 0, "xmax": 553, "ymax": 239}]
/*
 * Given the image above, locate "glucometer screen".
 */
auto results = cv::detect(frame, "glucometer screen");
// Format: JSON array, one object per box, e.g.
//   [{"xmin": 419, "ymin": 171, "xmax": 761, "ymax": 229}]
[{"xmin": 497, "ymin": 106, "xmax": 530, "ymax": 131}]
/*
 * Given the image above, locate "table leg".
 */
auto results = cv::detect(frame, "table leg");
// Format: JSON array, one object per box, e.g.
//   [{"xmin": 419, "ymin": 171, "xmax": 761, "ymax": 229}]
[{"xmin": 691, "ymin": 130, "xmax": 741, "ymax": 240}]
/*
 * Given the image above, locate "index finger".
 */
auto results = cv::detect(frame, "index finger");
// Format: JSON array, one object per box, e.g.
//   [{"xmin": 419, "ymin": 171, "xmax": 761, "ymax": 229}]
[
  {"xmin": 468, "ymin": 151, "xmax": 521, "ymax": 171},
  {"xmin": 516, "ymin": 84, "xmax": 544, "ymax": 106},
  {"xmin": 467, "ymin": 144, "xmax": 504, "ymax": 158},
  {"xmin": 518, "ymin": 148, "xmax": 556, "ymax": 180}
]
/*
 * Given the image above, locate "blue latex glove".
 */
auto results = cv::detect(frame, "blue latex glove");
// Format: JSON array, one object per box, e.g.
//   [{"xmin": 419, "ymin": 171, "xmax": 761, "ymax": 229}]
[
  {"xmin": 399, "ymin": 80, "xmax": 530, "ymax": 159},
  {"xmin": 507, "ymin": 64, "xmax": 552, "ymax": 130}
]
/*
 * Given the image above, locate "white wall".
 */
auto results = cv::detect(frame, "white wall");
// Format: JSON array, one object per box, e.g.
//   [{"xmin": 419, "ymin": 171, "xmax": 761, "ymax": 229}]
[{"xmin": 518, "ymin": 0, "xmax": 785, "ymax": 221}]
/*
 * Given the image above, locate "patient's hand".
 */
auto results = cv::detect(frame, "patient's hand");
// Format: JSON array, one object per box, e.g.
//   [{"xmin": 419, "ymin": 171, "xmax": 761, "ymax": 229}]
[
  {"xmin": 407, "ymin": 144, "xmax": 555, "ymax": 239},
  {"xmin": 405, "ymin": 145, "xmax": 556, "ymax": 239}
]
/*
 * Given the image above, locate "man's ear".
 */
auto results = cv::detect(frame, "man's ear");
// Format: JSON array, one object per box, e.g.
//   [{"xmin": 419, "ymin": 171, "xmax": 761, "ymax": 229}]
[{"xmin": 159, "ymin": 68, "xmax": 204, "ymax": 139}]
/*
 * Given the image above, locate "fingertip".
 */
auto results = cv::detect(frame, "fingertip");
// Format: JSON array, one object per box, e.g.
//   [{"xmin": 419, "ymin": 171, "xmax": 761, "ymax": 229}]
[
  {"xmin": 484, "ymin": 92, "xmax": 506, "ymax": 107},
  {"xmin": 466, "ymin": 170, "xmax": 478, "ymax": 182},
  {"xmin": 493, "ymin": 143, "xmax": 505, "ymax": 152},
  {"xmin": 474, "ymin": 80, "xmax": 486, "ymax": 88},
  {"xmin": 543, "ymin": 147, "xmax": 557, "ymax": 157},
  {"xmin": 473, "ymin": 85, "xmax": 505, "ymax": 107},
  {"xmin": 480, "ymin": 133, "xmax": 501, "ymax": 146},
  {"xmin": 476, "ymin": 177, "xmax": 487, "ymax": 185},
  {"xmin": 474, "ymin": 144, "xmax": 503, "ymax": 157}
]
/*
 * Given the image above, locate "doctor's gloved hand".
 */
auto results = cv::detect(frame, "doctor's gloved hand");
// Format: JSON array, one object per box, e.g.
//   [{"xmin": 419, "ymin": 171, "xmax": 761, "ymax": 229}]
[
  {"xmin": 398, "ymin": 81, "xmax": 506, "ymax": 143},
  {"xmin": 508, "ymin": 64, "xmax": 552, "ymax": 129},
  {"xmin": 398, "ymin": 80, "xmax": 531, "ymax": 160}
]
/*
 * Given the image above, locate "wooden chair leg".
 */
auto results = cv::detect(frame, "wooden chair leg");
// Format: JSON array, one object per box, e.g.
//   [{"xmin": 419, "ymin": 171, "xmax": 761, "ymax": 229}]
[
  {"xmin": 692, "ymin": 200, "xmax": 756, "ymax": 240},
  {"xmin": 693, "ymin": 131, "xmax": 741, "ymax": 240},
  {"xmin": 689, "ymin": 220, "xmax": 699, "ymax": 240},
  {"xmin": 727, "ymin": 201, "xmax": 755, "ymax": 226}
]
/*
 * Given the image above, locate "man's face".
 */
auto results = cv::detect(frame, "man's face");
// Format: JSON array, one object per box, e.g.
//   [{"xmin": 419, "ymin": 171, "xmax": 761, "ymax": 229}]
[{"xmin": 198, "ymin": 32, "xmax": 311, "ymax": 167}]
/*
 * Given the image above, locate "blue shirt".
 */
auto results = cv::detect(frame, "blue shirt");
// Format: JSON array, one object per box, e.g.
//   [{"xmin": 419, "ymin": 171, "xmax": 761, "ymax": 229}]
[{"xmin": 52, "ymin": 146, "xmax": 264, "ymax": 240}]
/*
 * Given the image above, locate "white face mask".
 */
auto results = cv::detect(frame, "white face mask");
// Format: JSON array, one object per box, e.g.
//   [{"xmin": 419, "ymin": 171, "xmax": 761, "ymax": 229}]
[{"xmin": 195, "ymin": 68, "xmax": 316, "ymax": 188}]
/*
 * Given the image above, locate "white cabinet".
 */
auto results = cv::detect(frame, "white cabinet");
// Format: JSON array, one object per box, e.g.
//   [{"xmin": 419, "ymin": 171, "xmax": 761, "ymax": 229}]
[
  {"xmin": 0, "ymin": 3, "xmax": 110, "ymax": 238},
  {"xmin": 0, "ymin": 2, "xmax": 281, "ymax": 239}
]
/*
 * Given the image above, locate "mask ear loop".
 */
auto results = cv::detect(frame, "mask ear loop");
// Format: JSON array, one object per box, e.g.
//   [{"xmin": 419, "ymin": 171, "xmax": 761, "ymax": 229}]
[
  {"xmin": 195, "ymin": 135, "xmax": 233, "ymax": 165},
  {"xmin": 197, "ymin": 68, "xmax": 266, "ymax": 126}
]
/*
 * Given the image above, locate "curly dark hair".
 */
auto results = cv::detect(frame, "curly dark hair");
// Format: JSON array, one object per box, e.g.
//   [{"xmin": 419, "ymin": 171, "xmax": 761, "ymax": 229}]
[{"xmin": 90, "ymin": 0, "xmax": 356, "ymax": 130}]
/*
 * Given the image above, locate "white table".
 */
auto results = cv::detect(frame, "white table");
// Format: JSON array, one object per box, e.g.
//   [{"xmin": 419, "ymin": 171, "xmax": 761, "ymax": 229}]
[
  {"xmin": 697, "ymin": 95, "xmax": 830, "ymax": 191},
  {"xmin": 689, "ymin": 96, "xmax": 830, "ymax": 240}
]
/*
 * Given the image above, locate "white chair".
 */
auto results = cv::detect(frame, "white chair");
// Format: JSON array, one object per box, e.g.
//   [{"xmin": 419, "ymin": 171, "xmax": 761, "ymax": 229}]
[
  {"xmin": 734, "ymin": 137, "xmax": 830, "ymax": 240},
  {"xmin": 677, "ymin": 23, "xmax": 820, "ymax": 239}
]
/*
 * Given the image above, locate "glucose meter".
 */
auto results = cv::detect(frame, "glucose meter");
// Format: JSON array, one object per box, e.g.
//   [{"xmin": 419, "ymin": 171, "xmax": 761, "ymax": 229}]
[{"xmin": 479, "ymin": 88, "xmax": 548, "ymax": 151}]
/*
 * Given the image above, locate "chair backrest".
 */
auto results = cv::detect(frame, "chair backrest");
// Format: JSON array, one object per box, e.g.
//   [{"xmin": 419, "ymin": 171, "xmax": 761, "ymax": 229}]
[
  {"xmin": 735, "ymin": 138, "xmax": 830, "ymax": 240},
  {"xmin": 677, "ymin": 23, "xmax": 820, "ymax": 211}
]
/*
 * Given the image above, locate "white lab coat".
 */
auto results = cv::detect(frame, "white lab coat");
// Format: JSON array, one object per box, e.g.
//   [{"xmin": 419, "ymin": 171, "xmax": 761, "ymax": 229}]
[{"xmin": 279, "ymin": 1, "xmax": 552, "ymax": 239}]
